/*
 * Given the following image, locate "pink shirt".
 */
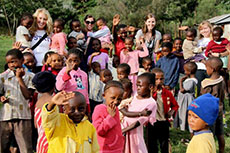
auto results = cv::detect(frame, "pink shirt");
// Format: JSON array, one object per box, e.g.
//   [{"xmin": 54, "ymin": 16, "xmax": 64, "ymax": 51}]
[
  {"xmin": 50, "ymin": 32, "xmax": 67, "ymax": 55},
  {"xmin": 120, "ymin": 44, "xmax": 149, "ymax": 74},
  {"xmin": 123, "ymin": 94, "xmax": 157, "ymax": 153},
  {"xmin": 56, "ymin": 67, "xmax": 89, "ymax": 104},
  {"xmin": 92, "ymin": 104, "xmax": 124, "ymax": 153}
]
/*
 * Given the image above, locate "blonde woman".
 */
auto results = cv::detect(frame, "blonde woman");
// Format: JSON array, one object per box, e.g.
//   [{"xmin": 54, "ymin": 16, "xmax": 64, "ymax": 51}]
[{"xmin": 30, "ymin": 8, "xmax": 53, "ymax": 72}]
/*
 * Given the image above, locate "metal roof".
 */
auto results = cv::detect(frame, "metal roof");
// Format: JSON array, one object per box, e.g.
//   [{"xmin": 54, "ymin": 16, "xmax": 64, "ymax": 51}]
[{"xmin": 208, "ymin": 14, "xmax": 230, "ymax": 25}]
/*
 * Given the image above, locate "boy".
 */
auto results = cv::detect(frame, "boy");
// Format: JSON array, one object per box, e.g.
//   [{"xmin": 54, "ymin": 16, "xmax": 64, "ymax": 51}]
[
  {"xmin": 186, "ymin": 93, "xmax": 219, "ymax": 153},
  {"xmin": 156, "ymin": 42, "xmax": 180, "ymax": 90},
  {"xmin": 201, "ymin": 57, "xmax": 225, "ymax": 153},
  {"xmin": 0, "ymin": 49, "xmax": 35, "ymax": 153},
  {"xmin": 138, "ymin": 57, "xmax": 153, "ymax": 75},
  {"xmin": 117, "ymin": 63, "xmax": 130, "ymax": 80},
  {"xmin": 148, "ymin": 68, "xmax": 179, "ymax": 153},
  {"xmin": 42, "ymin": 91, "xmax": 99, "ymax": 153}
]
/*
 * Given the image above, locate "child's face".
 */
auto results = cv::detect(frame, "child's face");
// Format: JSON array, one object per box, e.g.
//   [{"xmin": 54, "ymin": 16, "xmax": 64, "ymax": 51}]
[
  {"xmin": 72, "ymin": 21, "xmax": 81, "ymax": 32},
  {"xmin": 162, "ymin": 35, "xmax": 171, "ymax": 43},
  {"xmin": 67, "ymin": 38, "xmax": 77, "ymax": 50},
  {"xmin": 50, "ymin": 54, "xmax": 63, "ymax": 70},
  {"xmin": 188, "ymin": 110, "xmax": 208, "ymax": 131},
  {"xmin": 118, "ymin": 28, "xmax": 127, "ymax": 40},
  {"xmin": 53, "ymin": 21, "xmax": 63, "ymax": 33},
  {"xmin": 212, "ymin": 30, "xmax": 222, "ymax": 42},
  {"xmin": 92, "ymin": 40, "xmax": 101, "ymax": 52},
  {"xmin": 161, "ymin": 47, "xmax": 171, "ymax": 57},
  {"xmin": 65, "ymin": 96, "xmax": 86, "ymax": 124},
  {"xmin": 23, "ymin": 55, "xmax": 35, "ymax": 70},
  {"xmin": 200, "ymin": 24, "xmax": 211, "ymax": 38},
  {"xmin": 22, "ymin": 18, "xmax": 33, "ymax": 29},
  {"xmin": 68, "ymin": 54, "xmax": 81, "ymax": 70},
  {"xmin": 184, "ymin": 65, "xmax": 191, "ymax": 77},
  {"xmin": 104, "ymin": 87, "xmax": 123, "ymax": 107},
  {"xmin": 143, "ymin": 60, "xmax": 152, "ymax": 72},
  {"xmin": 145, "ymin": 17, "xmax": 156, "ymax": 31},
  {"xmin": 93, "ymin": 65, "xmax": 101, "ymax": 75},
  {"xmin": 96, "ymin": 20, "xmax": 104, "ymax": 30},
  {"xmin": 117, "ymin": 67, "xmax": 129, "ymax": 80},
  {"xmin": 136, "ymin": 77, "xmax": 152, "ymax": 98},
  {"xmin": 6, "ymin": 55, "xmax": 23, "ymax": 71},
  {"xmin": 125, "ymin": 39, "xmax": 133, "ymax": 51},
  {"xmin": 205, "ymin": 62, "xmax": 213, "ymax": 76},
  {"xmin": 37, "ymin": 12, "xmax": 48, "ymax": 30},
  {"xmin": 123, "ymin": 85, "xmax": 132, "ymax": 99},
  {"xmin": 186, "ymin": 31, "xmax": 195, "ymax": 41},
  {"xmin": 173, "ymin": 40, "xmax": 182, "ymax": 51},
  {"xmin": 155, "ymin": 72, "xmax": 164, "ymax": 89},
  {"xmin": 100, "ymin": 70, "xmax": 113, "ymax": 83},
  {"xmin": 112, "ymin": 57, "xmax": 120, "ymax": 68}
]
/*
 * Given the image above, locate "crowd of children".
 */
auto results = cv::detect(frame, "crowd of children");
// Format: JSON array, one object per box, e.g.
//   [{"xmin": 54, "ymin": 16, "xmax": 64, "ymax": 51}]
[{"xmin": 1, "ymin": 7, "xmax": 230, "ymax": 153}]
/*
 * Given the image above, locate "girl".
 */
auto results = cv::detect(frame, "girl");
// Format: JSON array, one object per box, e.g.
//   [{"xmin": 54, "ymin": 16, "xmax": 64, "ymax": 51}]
[
  {"xmin": 56, "ymin": 48, "xmax": 90, "ymax": 110},
  {"xmin": 122, "ymin": 73, "xmax": 157, "ymax": 153},
  {"xmin": 177, "ymin": 62, "xmax": 198, "ymax": 135},
  {"xmin": 87, "ymin": 38, "xmax": 109, "ymax": 69},
  {"xmin": 120, "ymin": 37, "xmax": 148, "ymax": 91},
  {"xmin": 92, "ymin": 80, "xmax": 124, "ymax": 153},
  {"xmin": 50, "ymin": 19, "xmax": 67, "ymax": 56}
]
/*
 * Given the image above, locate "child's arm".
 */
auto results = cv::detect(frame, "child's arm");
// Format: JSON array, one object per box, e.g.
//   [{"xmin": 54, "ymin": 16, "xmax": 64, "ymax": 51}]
[
  {"xmin": 112, "ymin": 14, "xmax": 120, "ymax": 43},
  {"xmin": 57, "ymin": 33, "xmax": 67, "ymax": 56},
  {"xmin": 24, "ymin": 34, "xmax": 32, "ymax": 41},
  {"xmin": 167, "ymin": 90, "xmax": 179, "ymax": 118},
  {"xmin": 120, "ymin": 108, "xmax": 152, "ymax": 118},
  {"xmin": 87, "ymin": 27, "xmax": 110, "ymax": 38},
  {"xmin": 138, "ymin": 38, "xmax": 149, "ymax": 58},
  {"xmin": 88, "ymin": 52, "xmax": 101, "ymax": 71},
  {"xmin": 179, "ymin": 76, "xmax": 187, "ymax": 93},
  {"xmin": 120, "ymin": 49, "xmax": 130, "ymax": 63},
  {"xmin": 122, "ymin": 121, "xmax": 140, "ymax": 134}
]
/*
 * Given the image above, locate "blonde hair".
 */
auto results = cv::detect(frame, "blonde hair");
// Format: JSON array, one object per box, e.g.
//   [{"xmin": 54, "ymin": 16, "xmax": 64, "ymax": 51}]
[
  {"xmin": 30, "ymin": 8, "xmax": 53, "ymax": 36},
  {"xmin": 198, "ymin": 21, "xmax": 213, "ymax": 39},
  {"xmin": 142, "ymin": 13, "xmax": 156, "ymax": 35}
]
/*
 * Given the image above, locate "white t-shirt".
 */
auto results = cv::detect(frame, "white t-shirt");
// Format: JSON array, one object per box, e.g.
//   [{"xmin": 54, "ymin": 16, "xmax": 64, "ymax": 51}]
[
  {"xmin": 16, "ymin": 25, "xmax": 31, "ymax": 47},
  {"xmin": 196, "ymin": 38, "xmax": 211, "ymax": 70},
  {"xmin": 31, "ymin": 30, "xmax": 51, "ymax": 66}
]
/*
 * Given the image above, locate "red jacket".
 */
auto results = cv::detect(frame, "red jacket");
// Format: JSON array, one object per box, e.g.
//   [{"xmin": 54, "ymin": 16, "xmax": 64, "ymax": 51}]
[
  {"xmin": 205, "ymin": 38, "xmax": 229, "ymax": 57},
  {"xmin": 152, "ymin": 88, "xmax": 179, "ymax": 120}
]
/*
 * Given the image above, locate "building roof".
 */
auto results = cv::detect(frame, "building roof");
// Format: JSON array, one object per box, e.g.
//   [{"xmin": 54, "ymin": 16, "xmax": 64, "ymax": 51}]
[{"xmin": 208, "ymin": 14, "xmax": 230, "ymax": 25}]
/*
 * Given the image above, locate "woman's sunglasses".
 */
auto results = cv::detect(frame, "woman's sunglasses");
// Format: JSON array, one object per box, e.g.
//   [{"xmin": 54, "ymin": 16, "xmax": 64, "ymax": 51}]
[{"xmin": 85, "ymin": 21, "xmax": 95, "ymax": 24}]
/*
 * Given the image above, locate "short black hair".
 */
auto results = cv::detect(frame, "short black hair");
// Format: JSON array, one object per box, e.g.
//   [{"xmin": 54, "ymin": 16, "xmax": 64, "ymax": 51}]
[
  {"xmin": 68, "ymin": 48, "xmax": 83, "ymax": 59},
  {"xmin": 92, "ymin": 61, "xmax": 100, "ymax": 69},
  {"xmin": 104, "ymin": 80, "xmax": 124, "ymax": 92},
  {"xmin": 55, "ymin": 18, "xmax": 65, "ymax": 28},
  {"xmin": 97, "ymin": 17, "xmax": 106, "ymax": 23},
  {"xmin": 125, "ymin": 37, "xmax": 134, "ymax": 43},
  {"xmin": 142, "ymin": 57, "xmax": 152, "ymax": 64},
  {"xmin": 84, "ymin": 14, "xmax": 95, "ymax": 22},
  {"xmin": 174, "ymin": 37, "xmax": 183, "ymax": 43},
  {"xmin": 213, "ymin": 27, "xmax": 223, "ymax": 36},
  {"xmin": 151, "ymin": 68, "xmax": 164, "ymax": 75},
  {"xmin": 43, "ymin": 51, "xmax": 55, "ymax": 63},
  {"xmin": 184, "ymin": 62, "xmax": 197, "ymax": 74},
  {"xmin": 138, "ymin": 72, "xmax": 155, "ymax": 86},
  {"xmin": 21, "ymin": 13, "xmax": 33, "ymax": 22},
  {"xmin": 187, "ymin": 28, "xmax": 197, "ymax": 37},
  {"xmin": 6, "ymin": 49, "xmax": 23, "ymax": 59},
  {"xmin": 117, "ymin": 63, "xmax": 131, "ymax": 75},
  {"xmin": 120, "ymin": 78, "xmax": 132, "ymax": 90},
  {"xmin": 70, "ymin": 19, "xmax": 80, "ymax": 30},
  {"xmin": 206, "ymin": 57, "xmax": 223, "ymax": 72},
  {"xmin": 117, "ymin": 24, "xmax": 127, "ymax": 31},
  {"xmin": 23, "ymin": 52, "xmax": 35, "ymax": 59},
  {"xmin": 161, "ymin": 42, "xmax": 173, "ymax": 51}
]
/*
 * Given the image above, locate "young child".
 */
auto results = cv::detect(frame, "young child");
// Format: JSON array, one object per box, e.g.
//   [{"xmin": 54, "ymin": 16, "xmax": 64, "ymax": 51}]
[
  {"xmin": 120, "ymin": 37, "xmax": 149, "ymax": 91},
  {"xmin": 23, "ymin": 52, "xmax": 36, "ymax": 73},
  {"xmin": 99, "ymin": 69, "xmax": 113, "ymax": 84},
  {"xmin": 16, "ymin": 13, "xmax": 33, "ymax": 49},
  {"xmin": 186, "ymin": 93, "xmax": 219, "ymax": 153},
  {"xmin": 42, "ymin": 91, "xmax": 99, "ymax": 153},
  {"xmin": 92, "ymin": 80, "xmax": 125, "ymax": 153},
  {"xmin": 177, "ymin": 62, "xmax": 198, "ymax": 134},
  {"xmin": 122, "ymin": 73, "xmax": 157, "ymax": 153},
  {"xmin": 138, "ymin": 56, "xmax": 153, "ymax": 75},
  {"xmin": 156, "ymin": 42, "xmax": 180, "ymax": 90},
  {"xmin": 87, "ymin": 17, "xmax": 111, "ymax": 49},
  {"xmin": 68, "ymin": 19, "xmax": 86, "ymax": 49},
  {"xmin": 67, "ymin": 36, "xmax": 77, "ymax": 50},
  {"xmin": 156, "ymin": 33, "xmax": 172, "ymax": 61},
  {"xmin": 32, "ymin": 71, "xmax": 56, "ymax": 153},
  {"xmin": 172, "ymin": 38, "xmax": 184, "ymax": 74},
  {"xmin": 108, "ymin": 55, "xmax": 120, "ymax": 81},
  {"xmin": 0, "ymin": 49, "xmax": 35, "ymax": 153},
  {"xmin": 117, "ymin": 63, "xmax": 130, "ymax": 80},
  {"xmin": 87, "ymin": 38, "xmax": 109, "ymax": 70},
  {"xmin": 149, "ymin": 68, "xmax": 179, "ymax": 153},
  {"xmin": 50, "ymin": 19, "xmax": 67, "ymax": 56},
  {"xmin": 56, "ymin": 49, "xmax": 90, "ymax": 111},
  {"xmin": 205, "ymin": 27, "xmax": 229, "ymax": 68},
  {"xmin": 201, "ymin": 57, "xmax": 225, "ymax": 153}
]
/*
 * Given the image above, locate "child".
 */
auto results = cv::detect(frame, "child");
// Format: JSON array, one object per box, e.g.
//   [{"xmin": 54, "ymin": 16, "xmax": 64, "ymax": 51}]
[
  {"xmin": 149, "ymin": 68, "xmax": 179, "ymax": 153},
  {"xmin": 99, "ymin": 69, "xmax": 113, "ymax": 85},
  {"xmin": 0, "ymin": 49, "xmax": 35, "ymax": 153},
  {"xmin": 177, "ymin": 62, "xmax": 198, "ymax": 134},
  {"xmin": 108, "ymin": 55, "xmax": 120, "ymax": 81},
  {"xmin": 117, "ymin": 63, "xmax": 130, "ymax": 80},
  {"xmin": 186, "ymin": 94, "xmax": 219, "ymax": 153},
  {"xmin": 32, "ymin": 71, "xmax": 56, "ymax": 153},
  {"xmin": 68, "ymin": 19, "xmax": 86, "ymax": 49},
  {"xmin": 67, "ymin": 36, "xmax": 77, "ymax": 50},
  {"xmin": 42, "ymin": 91, "xmax": 99, "ymax": 153},
  {"xmin": 56, "ymin": 49, "xmax": 90, "ymax": 111},
  {"xmin": 201, "ymin": 57, "xmax": 225, "ymax": 153},
  {"xmin": 122, "ymin": 73, "xmax": 157, "ymax": 153},
  {"xmin": 156, "ymin": 33, "xmax": 172, "ymax": 61},
  {"xmin": 16, "ymin": 13, "xmax": 33, "ymax": 49},
  {"xmin": 138, "ymin": 56, "xmax": 153, "ymax": 75},
  {"xmin": 120, "ymin": 37, "xmax": 149, "ymax": 91},
  {"xmin": 205, "ymin": 27, "xmax": 229, "ymax": 68},
  {"xmin": 92, "ymin": 80, "xmax": 125, "ymax": 153},
  {"xmin": 87, "ymin": 17, "xmax": 111, "ymax": 49},
  {"xmin": 87, "ymin": 38, "xmax": 109, "ymax": 70},
  {"xmin": 156, "ymin": 42, "xmax": 180, "ymax": 90},
  {"xmin": 50, "ymin": 19, "xmax": 67, "ymax": 56},
  {"xmin": 23, "ymin": 52, "xmax": 36, "ymax": 73},
  {"xmin": 172, "ymin": 38, "xmax": 184, "ymax": 74}
]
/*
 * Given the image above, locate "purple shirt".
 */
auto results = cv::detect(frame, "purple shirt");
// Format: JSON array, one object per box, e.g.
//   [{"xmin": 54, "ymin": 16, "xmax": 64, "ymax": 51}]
[{"xmin": 87, "ymin": 52, "xmax": 109, "ymax": 69}]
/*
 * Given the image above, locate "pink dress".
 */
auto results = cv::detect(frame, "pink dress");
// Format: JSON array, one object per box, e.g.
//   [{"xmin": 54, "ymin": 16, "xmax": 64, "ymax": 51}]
[
  {"xmin": 34, "ymin": 107, "xmax": 48, "ymax": 153},
  {"xmin": 50, "ymin": 32, "xmax": 67, "ymax": 55},
  {"xmin": 123, "ymin": 94, "xmax": 157, "ymax": 153}
]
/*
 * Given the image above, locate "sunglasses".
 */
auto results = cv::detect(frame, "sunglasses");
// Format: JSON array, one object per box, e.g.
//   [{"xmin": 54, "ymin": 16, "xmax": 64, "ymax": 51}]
[{"xmin": 85, "ymin": 21, "xmax": 95, "ymax": 24}]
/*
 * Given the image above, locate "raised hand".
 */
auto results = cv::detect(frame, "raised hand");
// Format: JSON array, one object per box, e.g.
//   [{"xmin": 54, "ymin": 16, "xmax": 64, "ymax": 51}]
[
  {"xmin": 16, "ymin": 68, "xmax": 25, "ymax": 78},
  {"xmin": 66, "ymin": 59, "xmax": 76, "ymax": 74},
  {"xmin": 113, "ymin": 14, "xmax": 120, "ymax": 26},
  {"xmin": 12, "ymin": 42, "xmax": 22, "ymax": 49},
  {"xmin": 107, "ymin": 103, "xmax": 116, "ymax": 117},
  {"xmin": 51, "ymin": 91, "xmax": 75, "ymax": 106}
]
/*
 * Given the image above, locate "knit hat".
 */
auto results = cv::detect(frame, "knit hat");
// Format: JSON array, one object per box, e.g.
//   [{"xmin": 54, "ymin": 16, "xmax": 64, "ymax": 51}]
[
  {"xmin": 187, "ymin": 93, "xmax": 219, "ymax": 126},
  {"xmin": 32, "ymin": 71, "xmax": 56, "ymax": 93}
]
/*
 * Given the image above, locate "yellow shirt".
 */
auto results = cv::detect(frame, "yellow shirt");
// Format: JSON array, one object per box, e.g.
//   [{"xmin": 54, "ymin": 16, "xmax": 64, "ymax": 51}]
[
  {"xmin": 186, "ymin": 131, "xmax": 216, "ymax": 153},
  {"xmin": 42, "ymin": 104, "xmax": 99, "ymax": 153}
]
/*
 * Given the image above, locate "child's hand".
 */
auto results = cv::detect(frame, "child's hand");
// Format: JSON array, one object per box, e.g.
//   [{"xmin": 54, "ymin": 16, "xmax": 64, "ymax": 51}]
[
  {"xmin": 226, "ymin": 43, "xmax": 230, "ymax": 51},
  {"xmin": 76, "ymin": 33, "xmax": 85, "ymax": 40},
  {"xmin": 139, "ymin": 37, "xmax": 145, "ymax": 45},
  {"xmin": 15, "ymin": 68, "xmax": 25, "ymax": 78},
  {"xmin": 211, "ymin": 52, "xmax": 219, "ymax": 57},
  {"xmin": 107, "ymin": 103, "xmax": 116, "ymax": 117},
  {"xmin": 166, "ymin": 110, "xmax": 175, "ymax": 118},
  {"xmin": 141, "ymin": 109, "xmax": 152, "ymax": 116},
  {"xmin": 113, "ymin": 14, "xmax": 120, "ymax": 26},
  {"xmin": 12, "ymin": 42, "xmax": 22, "ymax": 49},
  {"xmin": 45, "ymin": 54, "xmax": 52, "ymax": 65},
  {"xmin": 91, "ymin": 52, "xmax": 101, "ymax": 57},
  {"xmin": 66, "ymin": 59, "xmax": 76, "ymax": 74},
  {"xmin": 22, "ymin": 48, "xmax": 33, "ymax": 54},
  {"xmin": 51, "ymin": 91, "xmax": 75, "ymax": 106},
  {"xmin": 0, "ymin": 96, "xmax": 9, "ymax": 103}
]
